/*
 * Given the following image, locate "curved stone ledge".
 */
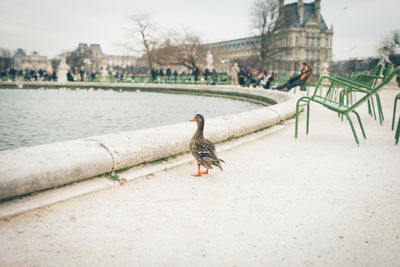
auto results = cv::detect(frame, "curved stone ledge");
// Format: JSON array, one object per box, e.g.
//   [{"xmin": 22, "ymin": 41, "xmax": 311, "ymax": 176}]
[{"xmin": 0, "ymin": 84, "xmax": 297, "ymax": 201}]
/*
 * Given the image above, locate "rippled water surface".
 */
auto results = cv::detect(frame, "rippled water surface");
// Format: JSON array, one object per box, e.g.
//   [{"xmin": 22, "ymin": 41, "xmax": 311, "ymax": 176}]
[{"xmin": 0, "ymin": 88, "xmax": 262, "ymax": 150}]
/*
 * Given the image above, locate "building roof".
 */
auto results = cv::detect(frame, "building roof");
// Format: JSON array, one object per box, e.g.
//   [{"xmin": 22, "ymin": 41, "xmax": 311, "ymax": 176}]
[
  {"xmin": 283, "ymin": 2, "xmax": 329, "ymax": 30},
  {"xmin": 15, "ymin": 48, "xmax": 26, "ymax": 56}
]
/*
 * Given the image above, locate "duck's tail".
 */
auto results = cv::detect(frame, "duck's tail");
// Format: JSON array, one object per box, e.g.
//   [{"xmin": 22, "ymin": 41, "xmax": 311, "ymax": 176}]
[{"xmin": 214, "ymin": 158, "xmax": 224, "ymax": 171}]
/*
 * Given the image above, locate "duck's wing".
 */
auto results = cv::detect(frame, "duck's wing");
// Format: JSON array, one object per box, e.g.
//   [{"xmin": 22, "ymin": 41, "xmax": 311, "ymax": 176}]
[
  {"xmin": 196, "ymin": 139, "xmax": 219, "ymax": 161},
  {"xmin": 202, "ymin": 138, "xmax": 215, "ymax": 152}
]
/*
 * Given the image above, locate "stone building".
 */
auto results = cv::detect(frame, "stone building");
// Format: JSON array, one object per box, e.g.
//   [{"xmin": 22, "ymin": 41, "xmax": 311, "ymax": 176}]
[
  {"xmin": 206, "ymin": 0, "xmax": 333, "ymax": 77},
  {"xmin": 68, "ymin": 43, "xmax": 137, "ymax": 72},
  {"xmin": 13, "ymin": 49, "xmax": 52, "ymax": 71}
]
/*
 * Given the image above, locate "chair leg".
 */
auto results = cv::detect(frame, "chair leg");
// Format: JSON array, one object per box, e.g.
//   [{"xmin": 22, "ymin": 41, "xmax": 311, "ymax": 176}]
[
  {"xmin": 392, "ymin": 97, "xmax": 398, "ymax": 131},
  {"xmin": 306, "ymin": 103, "xmax": 310, "ymax": 135},
  {"xmin": 375, "ymin": 94, "xmax": 384, "ymax": 125},
  {"xmin": 344, "ymin": 113, "xmax": 360, "ymax": 145},
  {"xmin": 395, "ymin": 115, "xmax": 400, "ymax": 145},
  {"xmin": 352, "ymin": 111, "xmax": 366, "ymax": 139},
  {"xmin": 295, "ymin": 100, "xmax": 301, "ymax": 138},
  {"xmin": 295, "ymin": 97, "xmax": 310, "ymax": 139},
  {"xmin": 367, "ymin": 99, "xmax": 373, "ymax": 117},
  {"xmin": 370, "ymin": 97, "xmax": 377, "ymax": 121}
]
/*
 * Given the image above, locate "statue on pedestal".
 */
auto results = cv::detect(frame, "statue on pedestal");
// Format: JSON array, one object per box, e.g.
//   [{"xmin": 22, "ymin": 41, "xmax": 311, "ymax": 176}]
[
  {"xmin": 378, "ymin": 46, "xmax": 391, "ymax": 66},
  {"xmin": 101, "ymin": 66, "xmax": 108, "ymax": 82},
  {"xmin": 57, "ymin": 55, "xmax": 69, "ymax": 83},
  {"xmin": 206, "ymin": 50, "xmax": 214, "ymax": 70}
]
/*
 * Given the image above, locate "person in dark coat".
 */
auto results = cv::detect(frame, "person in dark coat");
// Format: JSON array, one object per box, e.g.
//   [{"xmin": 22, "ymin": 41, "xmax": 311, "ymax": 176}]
[
  {"xmin": 67, "ymin": 70, "xmax": 74, "ymax": 82},
  {"xmin": 173, "ymin": 70, "xmax": 178, "ymax": 83},
  {"xmin": 211, "ymin": 68, "xmax": 218, "ymax": 85},
  {"xmin": 166, "ymin": 66, "xmax": 172, "ymax": 82},
  {"xmin": 79, "ymin": 66, "xmax": 85, "ymax": 81},
  {"xmin": 204, "ymin": 68, "xmax": 210, "ymax": 83},
  {"xmin": 193, "ymin": 65, "xmax": 200, "ymax": 84}
]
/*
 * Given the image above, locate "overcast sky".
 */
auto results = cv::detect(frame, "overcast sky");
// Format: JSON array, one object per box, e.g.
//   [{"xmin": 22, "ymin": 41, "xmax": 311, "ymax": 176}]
[{"xmin": 0, "ymin": 0, "xmax": 399, "ymax": 60}]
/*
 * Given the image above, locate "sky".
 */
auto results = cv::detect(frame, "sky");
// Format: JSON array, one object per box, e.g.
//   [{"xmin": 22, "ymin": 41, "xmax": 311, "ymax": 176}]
[{"xmin": 0, "ymin": 0, "xmax": 399, "ymax": 61}]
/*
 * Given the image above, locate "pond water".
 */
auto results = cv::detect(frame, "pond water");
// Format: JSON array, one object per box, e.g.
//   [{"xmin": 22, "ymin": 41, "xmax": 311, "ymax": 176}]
[{"xmin": 0, "ymin": 88, "xmax": 263, "ymax": 150}]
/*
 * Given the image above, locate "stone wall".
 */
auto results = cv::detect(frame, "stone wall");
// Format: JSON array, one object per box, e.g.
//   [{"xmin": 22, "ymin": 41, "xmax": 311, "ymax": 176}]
[{"xmin": 0, "ymin": 84, "xmax": 297, "ymax": 200}]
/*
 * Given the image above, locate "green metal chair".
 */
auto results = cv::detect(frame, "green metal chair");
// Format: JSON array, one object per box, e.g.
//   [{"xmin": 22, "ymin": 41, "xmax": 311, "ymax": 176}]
[
  {"xmin": 295, "ymin": 66, "xmax": 400, "ymax": 145},
  {"xmin": 330, "ymin": 63, "xmax": 395, "ymax": 128}
]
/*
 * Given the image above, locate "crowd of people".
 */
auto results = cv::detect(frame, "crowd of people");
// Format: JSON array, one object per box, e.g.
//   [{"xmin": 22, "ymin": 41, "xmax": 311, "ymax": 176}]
[
  {"xmin": 1, "ymin": 62, "xmax": 313, "ymax": 92},
  {"xmin": 151, "ymin": 65, "xmax": 220, "ymax": 85},
  {"xmin": 66, "ymin": 66, "xmax": 97, "ymax": 82},
  {"xmin": 231, "ymin": 63, "xmax": 276, "ymax": 89},
  {"xmin": 0, "ymin": 68, "xmax": 57, "ymax": 82}
]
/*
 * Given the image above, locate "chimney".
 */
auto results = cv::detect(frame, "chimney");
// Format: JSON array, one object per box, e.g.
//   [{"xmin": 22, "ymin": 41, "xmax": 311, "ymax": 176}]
[
  {"xmin": 298, "ymin": 0, "xmax": 304, "ymax": 25},
  {"xmin": 315, "ymin": 0, "xmax": 321, "ymax": 25}
]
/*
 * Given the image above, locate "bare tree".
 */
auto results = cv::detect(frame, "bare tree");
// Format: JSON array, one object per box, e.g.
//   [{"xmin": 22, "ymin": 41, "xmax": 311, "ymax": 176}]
[
  {"xmin": 66, "ymin": 49, "xmax": 90, "ymax": 71},
  {"xmin": 250, "ymin": 0, "xmax": 282, "ymax": 67},
  {"xmin": 153, "ymin": 30, "xmax": 206, "ymax": 70},
  {"xmin": 126, "ymin": 14, "xmax": 157, "ymax": 73},
  {"xmin": 380, "ymin": 28, "xmax": 400, "ymax": 55}
]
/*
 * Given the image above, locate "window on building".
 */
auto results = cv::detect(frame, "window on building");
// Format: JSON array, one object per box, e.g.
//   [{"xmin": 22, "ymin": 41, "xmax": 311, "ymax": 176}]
[
  {"xmin": 325, "ymin": 50, "xmax": 329, "ymax": 59},
  {"xmin": 305, "ymin": 36, "xmax": 309, "ymax": 46},
  {"xmin": 296, "ymin": 36, "xmax": 299, "ymax": 45},
  {"xmin": 326, "ymin": 38, "xmax": 329, "ymax": 46},
  {"xmin": 295, "ymin": 48, "xmax": 298, "ymax": 57}
]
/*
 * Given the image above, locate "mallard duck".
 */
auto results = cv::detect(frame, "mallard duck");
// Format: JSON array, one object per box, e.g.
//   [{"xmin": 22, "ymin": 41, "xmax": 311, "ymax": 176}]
[{"xmin": 189, "ymin": 114, "xmax": 224, "ymax": 176}]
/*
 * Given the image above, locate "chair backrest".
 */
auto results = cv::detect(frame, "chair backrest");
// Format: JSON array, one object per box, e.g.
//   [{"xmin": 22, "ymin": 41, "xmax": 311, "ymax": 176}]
[
  {"xmin": 378, "ymin": 65, "xmax": 400, "ymax": 89},
  {"xmin": 347, "ymin": 66, "xmax": 400, "ymax": 112},
  {"xmin": 371, "ymin": 64, "xmax": 383, "ymax": 76},
  {"xmin": 382, "ymin": 63, "xmax": 393, "ymax": 78}
]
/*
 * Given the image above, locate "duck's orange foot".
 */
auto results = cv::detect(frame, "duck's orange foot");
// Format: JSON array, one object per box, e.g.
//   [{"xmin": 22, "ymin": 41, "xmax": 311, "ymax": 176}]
[
  {"xmin": 201, "ymin": 169, "xmax": 209, "ymax": 175},
  {"xmin": 192, "ymin": 165, "xmax": 202, "ymax": 177}
]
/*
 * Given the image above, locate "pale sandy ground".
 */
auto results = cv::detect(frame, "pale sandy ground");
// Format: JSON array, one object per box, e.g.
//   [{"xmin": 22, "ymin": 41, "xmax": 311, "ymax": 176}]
[{"xmin": 0, "ymin": 89, "xmax": 399, "ymax": 267}]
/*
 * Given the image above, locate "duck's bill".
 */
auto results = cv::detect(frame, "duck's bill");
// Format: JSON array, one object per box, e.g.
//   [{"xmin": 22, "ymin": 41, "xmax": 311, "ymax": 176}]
[{"xmin": 190, "ymin": 119, "xmax": 196, "ymax": 122}]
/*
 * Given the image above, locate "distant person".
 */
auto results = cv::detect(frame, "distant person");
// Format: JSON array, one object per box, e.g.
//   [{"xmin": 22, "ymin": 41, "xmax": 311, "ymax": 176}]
[
  {"xmin": 91, "ymin": 71, "xmax": 96, "ymax": 81},
  {"xmin": 0, "ymin": 69, "xmax": 7, "ymax": 81},
  {"xmin": 252, "ymin": 69, "xmax": 264, "ymax": 87},
  {"xmin": 211, "ymin": 68, "xmax": 218, "ymax": 85},
  {"xmin": 231, "ymin": 63, "xmax": 240, "ymax": 86},
  {"xmin": 159, "ymin": 67, "xmax": 164, "ymax": 83},
  {"xmin": 275, "ymin": 62, "xmax": 312, "ymax": 92},
  {"xmin": 151, "ymin": 68, "xmax": 157, "ymax": 82},
  {"xmin": 51, "ymin": 71, "xmax": 57, "ymax": 81},
  {"xmin": 204, "ymin": 68, "xmax": 210, "ymax": 83},
  {"xmin": 9, "ymin": 67, "xmax": 16, "ymax": 81},
  {"xmin": 244, "ymin": 67, "xmax": 253, "ymax": 87},
  {"xmin": 67, "ymin": 70, "xmax": 74, "ymax": 82},
  {"xmin": 193, "ymin": 65, "xmax": 200, "ymax": 84},
  {"xmin": 79, "ymin": 66, "xmax": 85, "ymax": 82},
  {"xmin": 261, "ymin": 71, "xmax": 275, "ymax": 89},
  {"xmin": 166, "ymin": 66, "xmax": 172, "ymax": 82},
  {"xmin": 173, "ymin": 70, "xmax": 178, "ymax": 83},
  {"xmin": 238, "ymin": 67, "xmax": 246, "ymax": 86}
]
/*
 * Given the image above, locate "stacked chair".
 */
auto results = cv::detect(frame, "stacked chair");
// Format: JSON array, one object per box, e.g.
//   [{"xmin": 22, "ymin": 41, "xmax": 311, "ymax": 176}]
[{"xmin": 294, "ymin": 64, "xmax": 400, "ymax": 145}]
